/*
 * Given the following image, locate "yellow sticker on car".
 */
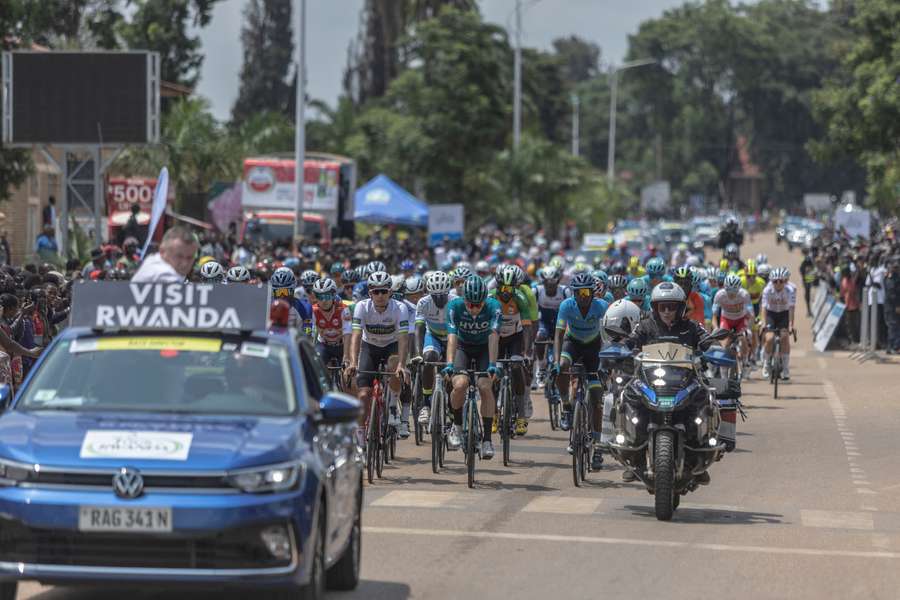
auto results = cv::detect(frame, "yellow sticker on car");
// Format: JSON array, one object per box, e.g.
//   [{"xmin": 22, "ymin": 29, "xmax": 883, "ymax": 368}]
[{"xmin": 76, "ymin": 337, "xmax": 222, "ymax": 352}]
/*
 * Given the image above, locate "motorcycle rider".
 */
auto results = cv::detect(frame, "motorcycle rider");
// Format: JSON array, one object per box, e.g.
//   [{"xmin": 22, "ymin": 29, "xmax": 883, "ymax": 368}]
[{"xmin": 626, "ymin": 282, "xmax": 714, "ymax": 485}]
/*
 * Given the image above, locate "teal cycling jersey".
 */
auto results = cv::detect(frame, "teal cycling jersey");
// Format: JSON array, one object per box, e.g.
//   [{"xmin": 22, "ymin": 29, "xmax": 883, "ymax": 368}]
[
  {"xmin": 555, "ymin": 297, "xmax": 608, "ymax": 343},
  {"xmin": 446, "ymin": 297, "xmax": 502, "ymax": 345}
]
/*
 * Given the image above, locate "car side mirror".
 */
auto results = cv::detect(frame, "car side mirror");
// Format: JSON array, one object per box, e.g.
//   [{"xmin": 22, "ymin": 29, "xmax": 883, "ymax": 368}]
[
  {"xmin": 318, "ymin": 393, "xmax": 361, "ymax": 425},
  {"xmin": 0, "ymin": 384, "xmax": 12, "ymax": 411}
]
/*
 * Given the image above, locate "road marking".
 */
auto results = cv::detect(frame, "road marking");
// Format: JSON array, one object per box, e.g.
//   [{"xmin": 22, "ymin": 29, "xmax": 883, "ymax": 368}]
[
  {"xmin": 823, "ymin": 379, "xmax": 876, "ymax": 500},
  {"xmin": 521, "ymin": 496, "xmax": 602, "ymax": 515},
  {"xmin": 365, "ymin": 526, "xmax": 900, "ymax": 559},
  {"xmin": 800, "ymin": 510, "xmax": 874, "ymax": 531}
]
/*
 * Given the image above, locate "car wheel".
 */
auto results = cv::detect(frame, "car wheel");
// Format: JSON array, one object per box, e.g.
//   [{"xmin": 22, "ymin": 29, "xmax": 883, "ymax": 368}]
[
  {"xmin": 299, "ymin": 511, "xmax": 326, "ymax": 600},
  {"xmin": 326, "ymin": 487, "xmax": 361, "ymax": 590},
  {"xmin": 0, "ymin": 582, "xmax": 16, "ymax": 600}
]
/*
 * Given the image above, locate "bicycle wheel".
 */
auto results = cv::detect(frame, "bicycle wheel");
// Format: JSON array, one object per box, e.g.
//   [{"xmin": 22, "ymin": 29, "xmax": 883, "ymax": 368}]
[
  {"xmin": 413, "ymin": 370, "xmax": 424, "ymax": 446},
  {"xmin": 500, "ymin": 381, "xmax": 512, "ymax": 467},
  {"xmin": 572, "ymin": 400, "xmax": 586, "ymax": 487},
  {"xmin": 431, "ymin": 388, "xmax": 443, "ymax": 474},
  {"xmin": 773, "ymin": 354, "xmax": 781, "ymax": 399},
  {"xmin": 466, "ymin": 398, "xmax": 477, "ymax": 489},
  {"xmin": 366, "ymin": 400, "xmax": 379, "ymax": 483},
  {"xmin": 379, "ymin": 391, "xmax": 391, "ymax": 467},
  {"xmin": 549, "ymin": 394, "xmax": 560, "ymax": 431}
]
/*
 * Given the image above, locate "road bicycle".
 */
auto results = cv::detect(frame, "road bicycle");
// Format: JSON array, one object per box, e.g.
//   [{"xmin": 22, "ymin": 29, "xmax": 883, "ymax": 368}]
[
  {"xmin": 535, "ymin": 340, "xmax": 560, "ymax": 430},
  {"xmin": 496, "ymin": 357, "xmax": 524, "ymax": 467},
  {"xmin": 359, "ymin": 365, "xmax": 397, "ymax": 483},
  {"xmin": 769, "ymin": 327, "xmax": 797, "ymax": 399}
]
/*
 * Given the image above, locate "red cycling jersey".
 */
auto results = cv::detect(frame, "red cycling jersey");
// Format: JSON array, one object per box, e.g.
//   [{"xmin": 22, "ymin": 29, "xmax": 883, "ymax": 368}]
[{"xmin": 313, "ymin": 303, "xmax": 352, "ymax": 346}]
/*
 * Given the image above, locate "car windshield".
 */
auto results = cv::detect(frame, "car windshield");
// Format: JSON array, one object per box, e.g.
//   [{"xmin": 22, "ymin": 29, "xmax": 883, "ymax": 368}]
[
  {"xmin": 245, "ymin": 219, "xmax": 321, "ymax": 245},
  {"xmin": 17, "ymin": 336, "xmax": 298, "ymax": 416}
]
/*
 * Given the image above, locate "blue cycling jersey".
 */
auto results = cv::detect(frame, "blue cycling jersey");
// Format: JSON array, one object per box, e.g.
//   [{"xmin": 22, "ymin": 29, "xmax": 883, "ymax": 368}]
[
  {"xmin": 641, "ymin": 274, "xmax": 673, "ymax": 288},
  {"xmin": 352, "ymin": 281, "xmax": 368, "ymax": 301},
  {"xmin": 555, "ymin": 297, "xmax": 608, "ymax": 343}
]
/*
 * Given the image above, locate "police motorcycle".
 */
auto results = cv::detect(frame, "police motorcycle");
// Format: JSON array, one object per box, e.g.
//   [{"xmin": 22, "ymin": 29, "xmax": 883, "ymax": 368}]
[
  {"xmin": 597, "ymin": 301, "xmax": 641, "ymax": 448},
  {"xmin": 607, "ymin": 326, "xmax": 733, "ymax": 521}
]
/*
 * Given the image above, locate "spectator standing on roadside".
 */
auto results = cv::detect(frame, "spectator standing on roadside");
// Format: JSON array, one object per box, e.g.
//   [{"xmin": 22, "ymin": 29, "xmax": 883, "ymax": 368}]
[
  {"xmin": 42, "ymin": 196, "xmax": 56, "ymax": 228},
  {"xmin": 839, "ymin": 263, "xmax": 861, "ymax": 344},
  {"xmin": 131, "ymin": 226, "xmax": 198, "ymax": 283},
  {"xmin": 866, "ymin": 257, "xmax": 888, "ymax": 348},
  {"xmin": 34, "ymin": 226, "xmax": 59, "ymax": 260},
  {"xmin": 884, "ymin": 256, "xmax": 900, "ymax": 355}
]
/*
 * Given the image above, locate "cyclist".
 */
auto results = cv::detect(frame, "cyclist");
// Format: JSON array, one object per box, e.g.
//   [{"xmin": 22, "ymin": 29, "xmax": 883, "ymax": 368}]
[
  {"xmin": 449, "ymin": 266, "xmax": 472, "ymax": 299},
  {"xmin": 593, "ymin": 270, "xmax": 615, "ymax": 304},
  {"xmin": 400, "ymin": 259, "xmax": 416, "ymax": 279},
  {"xmin": 311, "ymin": 277, "xmax": 352, "ymax": 374},
  {"xmin": 415, "ymin": 271, "xmax": 452, "ymax": 426},
  {"xmin": 627, "ymin": 277, "xmax": 651, "ymax": 315},
  {"xmin": 340, "ymin": 268, "xmax": 360, "ymax": 301},
  {"xmin": 723, "ymin": 243, "xmax": 745, "ymax": 273},
  {"xmin": 405, "ymin": 275, "xmax": 426, "ymax": 305},
  {"xmin": 712, "ymin": 273, "xmax": 753, "ymax": 364},
  {"xmin": 347, "ymin": 271, "xmax": 411, "ymax": 441},
  {"xmin": 352, "ymin": 260, "xmax": 386, "ymax": 301},
  {"xmin": 608, "ymin": 274, "xmax": 628, "ymax": 301},
  {"xmin": 740, "ymin": 259, "xmax": 766, "ymax": 363},
  {"xmin": 490, "ymin": 266, "xmax": 533, "ymax": 436},
  {"xmin": 673, "ymin": 266, "xmax": 705, "ymax": 327},
  {"xmin": 533, "ymin": 266, "xmax": 571, "ymax": 389},
  {"xmin": 552, "ymin": 272, "xmax": 608, "ymax": 471},
  {"xmin": 760, "ymin": 267, "xmax": 796, "ymax": 380},
  {"xmin": 799, "ymin": 248, "xmax": 816, "ymax": 317},
  {"xmin": 271, "ymin": 267, "xmax": 313, "ymax": 333},
  {"xmin": 475, "ymin": 260, "xmax": 492, "ymax": 282},
  {"xmin": 443, "ymin": 275, "xmax": 502, "ymax": 459},
  {"xmin": 642, "ymin": 257, "xmax": 671, "ymax": 288},
  {"xmin": 295, "ymin": 269, "xmax": 320, "ymax": 302},
  {"xmin": 226, "ymin": 265, "xmax": 251, "ymax": 284},
  {"xmin": 627, "ymin": 256, "xmax": 646, "ymax": 280}
]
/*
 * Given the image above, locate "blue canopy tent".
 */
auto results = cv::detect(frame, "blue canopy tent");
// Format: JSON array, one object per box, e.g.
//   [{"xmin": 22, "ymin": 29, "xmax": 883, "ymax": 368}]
[{"xmin": 353, "ymin": 174, "xmax": 428, "ymax": 226}]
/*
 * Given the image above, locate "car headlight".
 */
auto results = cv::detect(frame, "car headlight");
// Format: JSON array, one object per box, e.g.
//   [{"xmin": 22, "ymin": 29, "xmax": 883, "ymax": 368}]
[{"xmin": 226, "ymin": 462, "xmax": 305, "ymax": 493}]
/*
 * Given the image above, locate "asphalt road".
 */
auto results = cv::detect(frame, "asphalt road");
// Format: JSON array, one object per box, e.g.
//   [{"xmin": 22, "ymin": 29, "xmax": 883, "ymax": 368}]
[{"xmin": 19, "ymin": 235, "xmax": 900, "ymax": 600}]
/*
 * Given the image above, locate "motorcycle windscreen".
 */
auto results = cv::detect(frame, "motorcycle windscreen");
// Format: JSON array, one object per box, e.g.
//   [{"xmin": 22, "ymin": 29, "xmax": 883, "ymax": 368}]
[{"xmin": 640, "ymin": 343, "xmax": 694, "ymax": 363}]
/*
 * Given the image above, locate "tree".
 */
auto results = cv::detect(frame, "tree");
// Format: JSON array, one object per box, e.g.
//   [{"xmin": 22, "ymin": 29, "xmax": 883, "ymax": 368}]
[
  {"xmin": 812, "ymin": 0, "xmax": 900, "ymax": 213},
  {"xmin": 231, "ymin": 0, "xmax": 294, "ymax": 125},
  {"xmin": 552, "ymin": 36, "xmax": 600, "ymax": 84},
  {"xmin": 119, "ymin": 0, "xmax": 219, "ymax": 87}
]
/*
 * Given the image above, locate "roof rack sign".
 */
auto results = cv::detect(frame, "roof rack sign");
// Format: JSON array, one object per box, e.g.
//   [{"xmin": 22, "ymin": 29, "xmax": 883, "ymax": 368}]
[{"xmin": 71, "ymin": 282, "xmax": 270, "ymax": 331}]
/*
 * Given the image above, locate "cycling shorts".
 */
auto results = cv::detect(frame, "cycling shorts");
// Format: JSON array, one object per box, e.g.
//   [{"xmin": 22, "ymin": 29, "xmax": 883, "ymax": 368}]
[
  {"xmin": 499, "ymin": 330, "xmax": 524, "ymax": 360},
  {"xmin": 356, "ymin": 341, "xmax": 398, "ymax": 388},
  {"xmin": 752, "ymin": 302, "xmax": 761, "ymax": 318},
  {"xmin": 537, "ymin": 317, "xmax": 556, "ymax": 339},
  {"xmin": 316, "ymin": 342, "xmax": 344, "ymax": 366},
  {"xmin": 453, "ymin": 342, "xmax": 490, "ymax": 378},
  {"xmin": 765, "ymin": 310, "xmax": 790, "ymax": 332},
  {"xmin": 560, "ymin": 335, "xmax": 603, "ymax": 386},
  {"xmin": 423, "ymin": 330, "xmax": 445, "ymax": 357},
  {"xmin": 720, "ymin": 315, "xmax": 747, "ymax": 333}
]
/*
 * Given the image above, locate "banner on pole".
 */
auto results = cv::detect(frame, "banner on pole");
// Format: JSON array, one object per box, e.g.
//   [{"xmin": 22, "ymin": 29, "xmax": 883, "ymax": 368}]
[
  {"xmin": 140, "ymin": 167, "xmax": 169, "ymax": 259},
  {"xmin": 814, "ymin": 301, "xmax": 846, "ymax": 352}
]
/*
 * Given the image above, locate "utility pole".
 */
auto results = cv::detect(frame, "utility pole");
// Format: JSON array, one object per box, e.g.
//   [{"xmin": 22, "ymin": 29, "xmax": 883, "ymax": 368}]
[
  {"xmin": 571, "ymin": 93, "xmax": 580, "ymax": 157},
  {"xmin": 293, "ymin": 0, "xmax": 307, "ymax": 241},
  {"xmin": 513, "ymin": 0, "xmax": 522, "ymax": 151}
]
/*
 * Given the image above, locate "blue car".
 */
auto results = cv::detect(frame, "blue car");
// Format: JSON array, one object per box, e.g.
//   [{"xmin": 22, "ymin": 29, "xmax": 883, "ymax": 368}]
[{"xmin": 0, "ymin": 325, "xmax": 363, "ymax": 600}]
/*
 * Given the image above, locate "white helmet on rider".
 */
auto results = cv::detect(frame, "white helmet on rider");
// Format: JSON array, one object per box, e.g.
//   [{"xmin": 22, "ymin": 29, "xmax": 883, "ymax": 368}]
[
  {"xmin": 426, "ymin": 271, "xmax": 452, "ymax": 295},
  {"xmin": 603, "ymin": 299, "xmax": 642, "ymax": 337},
  {"xmin": 724, "ymin": 273, "xmax": 742, "ymax": 292}
]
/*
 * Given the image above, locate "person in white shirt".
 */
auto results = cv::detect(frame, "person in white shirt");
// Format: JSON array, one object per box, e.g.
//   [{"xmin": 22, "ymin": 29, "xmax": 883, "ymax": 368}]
[{"xmin": 131, "ymin": 226, "xmax": 198, "ymax": 283}]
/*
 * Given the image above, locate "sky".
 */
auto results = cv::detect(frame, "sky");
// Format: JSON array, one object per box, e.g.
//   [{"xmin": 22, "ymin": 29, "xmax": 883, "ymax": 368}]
[{"xmin": 196, "ymin": 0, "xmax": 701, "ymax": 121}]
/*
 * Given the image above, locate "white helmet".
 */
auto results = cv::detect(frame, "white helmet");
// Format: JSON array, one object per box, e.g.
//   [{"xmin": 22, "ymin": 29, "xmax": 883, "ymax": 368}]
[
  {"xmin": 603, "ymin": 299, "xmax": 642, "ymax": 337},
  {"xmin": 686, "ymin": 255, "xmax": 701, "ymax": 267},
  {"xmin": 475, "ymin": 260, "xmax": 491, "ymax": 274},
  {"xmin": 312, "ymin": 277, "xmax": 338, "ymax": 296},
  {"xmin": 390, "ymin": 274, "xmax": 406, "ymax": 293},
  {"xmin": 724, "ymin": 273, "xmax": 742, "ymax": 292},
  {"xmin": 226, "ymin": 265, "xmax": 250, "ymax": 283},
  {"xmin": 367, "ymin": 271, "xmax": 392, "ymax": 290},
  {"xmin": 426, "ymin": 271, "xmax": 452, "ymax": 294},
  {"xmin": 405, "ymin": 275, "xmax": 425, "ymax": 295},
  {"xmin": 200, "ymin": 261, "xmax": 225, "ymax": 282}
]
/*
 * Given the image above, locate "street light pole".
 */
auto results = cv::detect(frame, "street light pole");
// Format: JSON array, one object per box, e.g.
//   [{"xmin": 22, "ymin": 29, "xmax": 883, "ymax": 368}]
[
  {"xmin": 293, "ymin": 0, "xmax": 307, "ymax": 241},
  {"xmin": 606, "ymin": 58, "xmax": 656, "ymax": 183},
  {"xmin": 513, "ymin": 0, "xmax": 522, "ymax": 150},
  {"xmin": 571, "ymin": 93, "xmax": 580, "ymax": 157}
]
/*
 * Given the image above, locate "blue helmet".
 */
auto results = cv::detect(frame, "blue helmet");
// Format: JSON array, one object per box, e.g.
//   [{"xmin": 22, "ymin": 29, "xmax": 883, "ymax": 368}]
[
  {"xmin": 645, "ymin": 258, "xmax": 665, "ymax": 278},
  {"xmin": 570, "ymin": 272, "xmax": 595, "ymax": 290},
  {"xmin": 400, "ymin": 259, "xmax": 415, "ymax": 272},
  {"xmin": 271, "ymin": 267, "xmax": 296, "ymax": 290},
  {"xmin": 627, "ymin": 277, "xmax": 649, "ymax": 299}
]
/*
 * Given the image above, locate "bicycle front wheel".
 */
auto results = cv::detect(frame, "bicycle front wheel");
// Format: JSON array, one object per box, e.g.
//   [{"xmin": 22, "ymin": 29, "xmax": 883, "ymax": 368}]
[
  {"xmin": 413, "ymin": 370, "xmax": 424, "ymax": 446},
  {"xmin": 572, "ymin": 401, "xmax": 589, "ymax": 486},
  {"xmin": 500, "ymin": 382, "xmax": 512, "ymax": 467},
  {"xmin": 431, "ymin": 388, "xmax": 443, "ymax": 474},
  {"xmin": 367, "ymin": 402, "xmax": 379, "ymax": 483},
  {"xmin": 466, "ymin": 399, "xmax": 477, "ymax": 489}
]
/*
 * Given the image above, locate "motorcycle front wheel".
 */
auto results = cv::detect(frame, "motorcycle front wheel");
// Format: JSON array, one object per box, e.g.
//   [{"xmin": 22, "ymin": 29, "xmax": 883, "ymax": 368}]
[{"xmin": 654, "ymin": 430, "xmax": 676, "ymax": 521}]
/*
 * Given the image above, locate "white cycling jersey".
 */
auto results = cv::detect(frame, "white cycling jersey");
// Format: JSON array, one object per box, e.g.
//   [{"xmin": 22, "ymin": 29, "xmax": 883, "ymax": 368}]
[
  {"xmin": 761, "ymin": 281, "xmax": 796, "ymax": 313},
  {"xmin": 403, "ymin": 299, "xmax": 417, "ymax": 334},
  {"xmin": 713, "ymin": 288, "xmax": 752, "ymax": 320},
  {"xmin": 535, "ymin": 284, "xmax": 571, "ymax": 310},
  {"xmin": 352, "ymin": 298, "xmax": 409, "ymax": 347},
  {"xmin": 415, "ymin": 294, "xmax": 449, "ymax": 339}
]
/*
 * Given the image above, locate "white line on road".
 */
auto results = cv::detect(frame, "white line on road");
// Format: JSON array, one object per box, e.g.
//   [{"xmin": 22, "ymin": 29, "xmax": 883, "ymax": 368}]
[{"xmin": 364, "ymin": 526, "xmax": 900, "ymax": 559}]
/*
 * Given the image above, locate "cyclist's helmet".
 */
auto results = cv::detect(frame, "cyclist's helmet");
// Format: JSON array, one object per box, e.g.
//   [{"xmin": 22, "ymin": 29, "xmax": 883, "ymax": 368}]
[
  {"xmin": 650, "ymin": 282, "xmax": 687, "ymax": 318},
  {"xmin": 390, "ymin": 275, "xmax": 406, "ymax": 299},
  {"xmin": 226, "ymin": 265, "xmax": 250, "ymax": 283},
  {"xmin": 627, "ymin": 277, "xmax": 649, "ymax": 299},
  {"xmin": 270, "ymin": 267, "xmax": 297, "ymax": 290},
  {"xmin": 498, "ymin": 265, "xmax": 518, "ymax": 287},
  {"xmin": 745, "ymin": 259, "xmax": 757, "ymax": 277},
  {"xmin": 771, "ymin": 267, "xmax": 788, "ymax": 281},
  {"xmin": 715, "ymin": 268, "xmax": 728, "ymax": 284},
  {"xmin": 400, "ymin": 259, "xmax": 415, "ymax": 272},
  {"xmin": 724, "ymin": 273, "xmax": 742, "ymax": 292},
  {"xmin": 300, "ymin": 270, "xmax": 320, "ymax": 288},
  {"xmin": 452, "ymin": 265, "xmax": 473, "ymax": 283},
  {"xmin": 755, "ymin": 253, "xmax": 768, "ymax": 265},
  {"xmin": 475, "ymin": 260, "xmax": 491, "ymax": 276},
  {"xmin": 456, "ymin": 261, "xmax": 473, "ymax": 272},
  {"xmin": 628, "ymin": 256, "xmax": 640, "ymax": 270},
  {"xmin": 570, "ymin": 272, "xmax": 595, "ymax": 291},
  {"xmin": 312, "ymin": 277, "xmax": 338, "ymax": 296},
  {"xmin": 646, "ymin": 257, "xmax": 666, "ymax": 278},
  {"xmin": 610, "ymin": 261, "xmax": 626, "ymax": 276},
  {"xmin": 329, "ymin": 261, "xmax": 344, "ymax": 276},
  {"xmin": 539, "ymin": 266, "xmax": 561, "ymax": 284},
  {"xmin": 199, "ymin": 261, "xmax": 225, "ymax": 283},
  {"xmin": 725, "ymin": 243, "xmax": 739, "ymax": 259},
  {"xmin": 342, "ymin": 268, "xmax": 360, "ymax": 284},
  {"xmin": 366, "ymin": 261, "xmax": 386, "ymax": 275},
  {"xmin": 426, "ymin": 271, "xmax": 452, "ymax": 295},
  {"xmin": 686, "ymin": 255, "xmax": 701, "ymax": 267},
  {"xmin": 673, "ymin": 266, "xmax": 692, "ymax": 289},
  {"xmin": 758, "ymin": 263, "xmax": 771, "ymax": 280},
  {"xmin": 405, "ymin": 275, "xmax": 425, "ymax": 295},
  {"xmin": 572, "ymin": 262, "xmax": 590, "ymax": 275},
  {"xmin": 511, "ymin": 265, "xmax": 526, "ymax": 285},
  {"xmin": 782, "ymin": 267, "xmax": 791, "ymax": 279},
  {"xmin": 608, "ymin": 274, "xmax": 628, "ymax": 292},
  {"xmin": 593, "ymin": 270, "xmax": 609, "ymax": 286},
  {"xmin": 689, "ymin": 267, "xmax": 704, "ymax": 289},
  {"xmin": 603, "ymin": 299, "xmax": 642, "ymax": 337},
  {"xmin": 367, "ymin": 271, "xmax": 392, "ymax": 290},
  {"xmin": 463, "ymin": 275, "xmax": 488, "ymax": 303},
  {"xmin": 418, "ymin": 260, "xmax": 430, "ymax": 273}
]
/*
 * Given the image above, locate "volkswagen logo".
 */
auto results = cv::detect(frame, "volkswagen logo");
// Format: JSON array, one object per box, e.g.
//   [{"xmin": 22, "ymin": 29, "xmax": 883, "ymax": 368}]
[{"xmin": 113, "ymin": 467, "xmax": 144, "ymax": 500}]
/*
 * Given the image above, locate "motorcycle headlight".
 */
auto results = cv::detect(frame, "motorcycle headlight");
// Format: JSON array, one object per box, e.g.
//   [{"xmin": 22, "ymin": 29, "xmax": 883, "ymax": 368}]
[{"xmin": 226, "ymin": 462, "xmax": 305, "ymax": 493}]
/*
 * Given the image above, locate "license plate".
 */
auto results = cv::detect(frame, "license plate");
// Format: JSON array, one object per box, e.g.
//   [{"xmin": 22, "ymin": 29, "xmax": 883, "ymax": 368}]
[{"xmin": 78, "ymin": 506, "xmax": 172, "ymax": 533}]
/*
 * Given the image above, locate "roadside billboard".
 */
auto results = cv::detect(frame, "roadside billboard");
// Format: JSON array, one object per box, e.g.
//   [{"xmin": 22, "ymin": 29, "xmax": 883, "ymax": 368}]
[
  {"xmin": 428, "ymin": 204, "xmax": 464, "ymax": 246},
  {"xmin": 242, "ymin": 158, "xmax": 339, "ymax": 212}
]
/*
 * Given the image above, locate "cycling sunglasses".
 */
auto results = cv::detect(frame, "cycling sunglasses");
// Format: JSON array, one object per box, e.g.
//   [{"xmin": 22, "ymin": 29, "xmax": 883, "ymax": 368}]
[
  {"xmin": 315, "ymin": 293, "xmax": 335, "ymax": 302},
  {"xmin": 465, "ymin": 301, "xmax": 484, "ymax": 310},
  {"xmin": 273, "ymin": 287, "xmax": 293, "ymax": 298},
  {"xmin": 657, "ymin": 302, "xmax": 680, "ymax": 313},
  {"xmin": 575, "ymin": 288, "xmax": 593, "ymax": 298},
  {"xmin": 370, "ymin": 289, "xmax": 390, "ymax": 296},
  {"xmin": 772, "ymin": 279, "xmax": 786, "ymax": 284},
  {"xmin": 498, "ymin": 285, "xmax": 514, "ymax": 294}
]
